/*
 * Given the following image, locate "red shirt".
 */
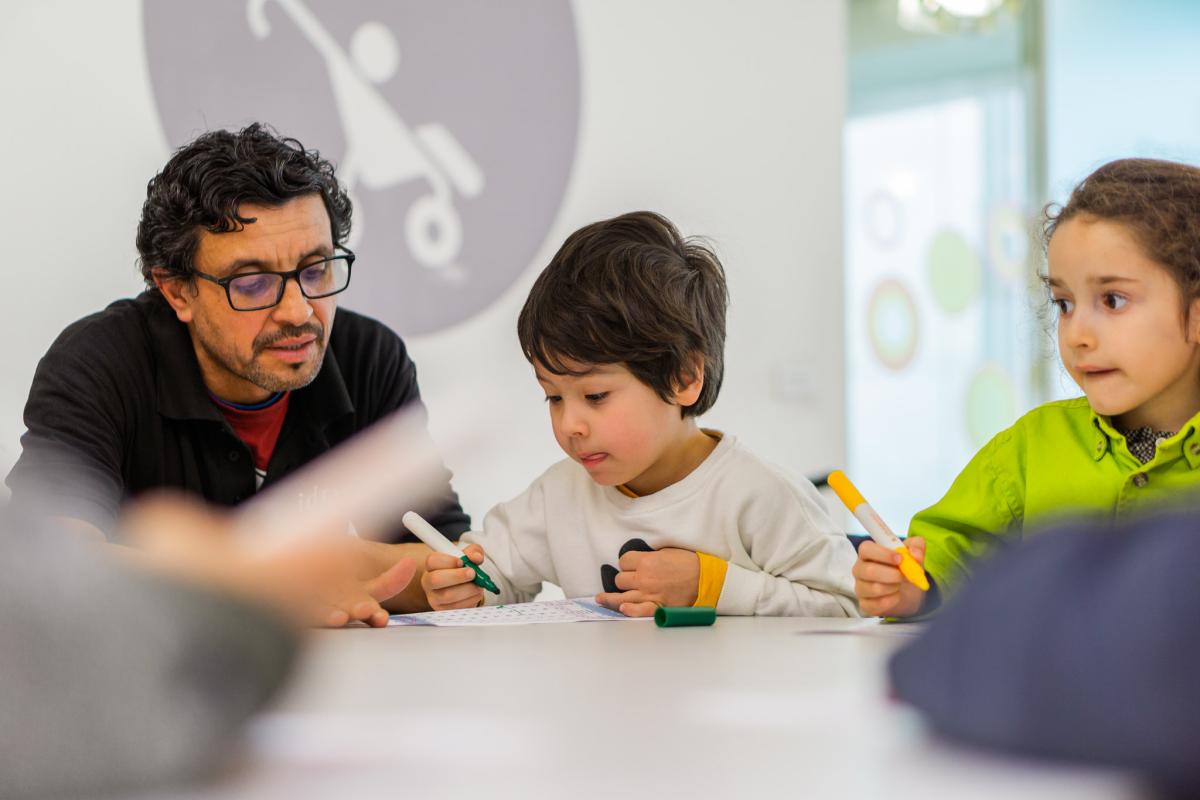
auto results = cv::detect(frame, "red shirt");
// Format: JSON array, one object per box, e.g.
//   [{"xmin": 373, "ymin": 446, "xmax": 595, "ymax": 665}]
[{"xmin": 212, "ymin": 392, "xmax": 290, "ymax": 483}]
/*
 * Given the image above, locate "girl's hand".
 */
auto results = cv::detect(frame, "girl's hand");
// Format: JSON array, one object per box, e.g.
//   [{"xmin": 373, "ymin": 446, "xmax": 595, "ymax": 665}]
[{"xmin": 852, "ymin": 536, "xmax": 927, "ymax": 617}]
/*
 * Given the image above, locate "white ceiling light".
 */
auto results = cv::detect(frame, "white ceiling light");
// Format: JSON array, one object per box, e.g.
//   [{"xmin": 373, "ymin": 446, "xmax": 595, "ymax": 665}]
[
  {"xmin": 898, "ymin": 0, "xmax": 1010, "ymax": 33},
  {"xmin": 932, "ymin": 0, "xmax": 1005, "ymax": 18}
]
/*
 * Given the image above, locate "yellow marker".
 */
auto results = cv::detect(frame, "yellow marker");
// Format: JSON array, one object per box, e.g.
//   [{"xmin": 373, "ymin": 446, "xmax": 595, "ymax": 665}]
[{"xmin": 827, "ymin": 470, "xmax": 929, "ymax": 592}]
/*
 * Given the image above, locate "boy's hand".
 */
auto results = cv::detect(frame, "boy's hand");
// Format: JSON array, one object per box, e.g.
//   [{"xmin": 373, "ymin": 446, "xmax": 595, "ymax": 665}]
[
  {"xmin": 852, "ymin": 537, "xmax": 927, "ymax": 618},
  {"xmin": 421, "ymin": 543, "xmax": 487, "ymax": 610},
  {"xmin": 595, "ymin": 547, "xmax": 699, "ymax": 617}
]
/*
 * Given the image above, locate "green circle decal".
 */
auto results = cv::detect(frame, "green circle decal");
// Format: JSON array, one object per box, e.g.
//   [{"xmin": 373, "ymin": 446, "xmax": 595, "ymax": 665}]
[
  {"xmin": 965, "ymin": 364, "xmax": 1016, "ymax": 447},
  {"xmin": 927, "ymin": 229, "xmax": 981, "ymax": 314},
  {"xmin": 867, "ymin": 279, "xmax": 919, "ymax": 371}
]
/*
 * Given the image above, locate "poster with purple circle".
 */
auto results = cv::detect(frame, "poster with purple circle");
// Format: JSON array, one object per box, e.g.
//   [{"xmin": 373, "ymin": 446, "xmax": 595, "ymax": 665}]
[{"xmin": 143, "ymin": 0, "xmax": 580, "ymax": 335}]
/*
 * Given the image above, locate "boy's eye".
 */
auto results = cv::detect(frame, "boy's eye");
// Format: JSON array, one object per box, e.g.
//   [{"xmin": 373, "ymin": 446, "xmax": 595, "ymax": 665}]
[
  {"xmin": 585, "ymin": 392, "xmax": 608, "ymax": 403},
  {"xmin": 1051, "ymin": 297, "xmax": 1074, "ymax": 315},
  {"xmin": 543, "ymin": 395, "xmax": 562, "ymax": 404},
  {"xmin": 1102, "ymin": 292, "xmax": 1128, "ymax": 310}
]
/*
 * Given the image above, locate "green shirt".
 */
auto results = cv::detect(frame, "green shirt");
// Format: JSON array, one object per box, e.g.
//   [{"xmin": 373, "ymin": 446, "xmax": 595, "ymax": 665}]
[{"xmin": 914, "ymin": 397, "xmax": 1200, "ymax": 596}]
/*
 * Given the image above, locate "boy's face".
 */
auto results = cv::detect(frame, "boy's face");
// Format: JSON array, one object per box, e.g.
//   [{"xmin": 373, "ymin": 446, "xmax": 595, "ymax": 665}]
[
  {"xmin": 535, "ymin": 359, "xmax": 699, "ymax": 492},
  {"xmin": 1048, "ymin": 215, "xmax": 1200, "ymax": 432}
]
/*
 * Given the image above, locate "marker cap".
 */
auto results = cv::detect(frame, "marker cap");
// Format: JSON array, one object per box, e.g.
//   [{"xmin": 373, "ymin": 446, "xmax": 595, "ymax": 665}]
[
  {"xmin": 654, "ymin": 606, "xmax": 716, "ymax": 628},
  {"xmin": 897, "ymin": 548, "xmax": 930, "ymax": 591},
  {"xmin": 462, "ymin": 555, "xmax": 501, "ymax": 594}
]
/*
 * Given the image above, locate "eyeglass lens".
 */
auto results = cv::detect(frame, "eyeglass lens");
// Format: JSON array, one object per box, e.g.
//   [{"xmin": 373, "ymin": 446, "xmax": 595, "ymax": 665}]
[{"xmin": 227, "ymin": 258, "xmax": 350, "ymax": 310}]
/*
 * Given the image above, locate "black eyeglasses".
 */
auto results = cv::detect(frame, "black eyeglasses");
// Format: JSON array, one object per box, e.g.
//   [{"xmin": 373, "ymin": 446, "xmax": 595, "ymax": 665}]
[{"xmin": 193, "ymin": 249, "xmax": 355, "ymax": 311}]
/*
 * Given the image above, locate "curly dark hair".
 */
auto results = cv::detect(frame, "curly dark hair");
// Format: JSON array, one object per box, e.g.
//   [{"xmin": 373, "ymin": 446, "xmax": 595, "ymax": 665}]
[
  {"xmin": 517, "ymin": 211, "xmax": 728, "ymax": 417},
  {"xmin": 1044, "ymin": 158, "xmax": 1200, "ymax": 306},
  {"xmin": 135, "ymin": 123, "xmax": 352, "ymax": 287}
]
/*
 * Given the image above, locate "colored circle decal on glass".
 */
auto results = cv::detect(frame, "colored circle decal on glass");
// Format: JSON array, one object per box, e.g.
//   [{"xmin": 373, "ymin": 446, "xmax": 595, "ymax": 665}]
[
  {"xmin": 867, "ymin": 279, "xmax": 919, "ymax": 371},
  {"xmin": 965, "ymin": 363, "xmax": 1016, "ymax": 447},
  {"xmin": 927, "ymin": 229, "xmax": 981, "ymax": 314},
  {"xmin": 987, "ymin": 205, "xmax": 1030, "ymax": 284}
]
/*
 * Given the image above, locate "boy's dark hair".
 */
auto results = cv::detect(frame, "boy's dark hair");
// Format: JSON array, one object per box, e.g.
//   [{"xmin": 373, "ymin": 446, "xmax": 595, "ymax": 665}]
[
  {"xmin": 518, "ymin": 211, "xmax": 728, "ymax": 417},
  {"xmin": 1044, "ymin": 158, "xmax": 1200, "ymax": 306},
  {"xmin": 135, "ymin": 123, "xmax": 352, "ymax": 287}
]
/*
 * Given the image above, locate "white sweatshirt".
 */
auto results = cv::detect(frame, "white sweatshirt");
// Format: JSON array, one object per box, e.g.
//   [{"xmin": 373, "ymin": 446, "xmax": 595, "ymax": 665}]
[{"xmin": 462, "ymin": 432, "xmax": 860, "ymax": 617}]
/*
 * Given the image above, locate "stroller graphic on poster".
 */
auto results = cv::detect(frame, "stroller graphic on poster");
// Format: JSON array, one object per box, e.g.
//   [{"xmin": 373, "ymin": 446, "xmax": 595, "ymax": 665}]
[{"xmin": 248, "ymin": 0, "xmax": 485, "ymax": 270}]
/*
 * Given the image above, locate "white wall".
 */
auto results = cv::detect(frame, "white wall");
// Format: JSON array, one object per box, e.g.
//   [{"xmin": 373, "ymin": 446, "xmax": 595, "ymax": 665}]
[{"xmin": 0, "ymin": 0, "xmax": 846, "ymax": 521}]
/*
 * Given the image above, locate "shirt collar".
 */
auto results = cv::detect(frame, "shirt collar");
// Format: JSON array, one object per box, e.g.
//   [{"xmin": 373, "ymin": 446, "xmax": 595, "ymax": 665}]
[
  {"xmin": 1089, "ymin": 405, "xmax": 1200, "ymax": 468},
  {"xmin": 143, "ymin": 291, "xmax": 355, "ymax": 430}
]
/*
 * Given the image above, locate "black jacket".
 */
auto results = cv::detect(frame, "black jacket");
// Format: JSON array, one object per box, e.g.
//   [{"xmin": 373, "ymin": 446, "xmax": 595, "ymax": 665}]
[{"xmin": 6, "ymin": 291, "xmax": 470, "ymax": 541}]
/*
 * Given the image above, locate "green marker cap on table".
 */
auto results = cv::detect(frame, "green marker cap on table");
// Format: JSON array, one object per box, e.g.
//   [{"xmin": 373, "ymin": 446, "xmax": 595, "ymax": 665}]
[{"xmin": 655, "ymin": 606, "xmax": 716, "ymax": 628}]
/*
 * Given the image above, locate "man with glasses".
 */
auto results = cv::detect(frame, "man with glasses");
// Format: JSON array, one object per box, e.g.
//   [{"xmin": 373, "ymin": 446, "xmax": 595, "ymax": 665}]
[{"xmin": 6, "ymin": 123, "xmax": 469, "ymax": 617}]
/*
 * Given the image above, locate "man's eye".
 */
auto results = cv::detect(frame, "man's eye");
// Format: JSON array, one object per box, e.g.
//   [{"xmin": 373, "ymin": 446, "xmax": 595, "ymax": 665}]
[
  {"xmin": 1103, "ymin": 293, "xmax": 1128, "ymax": 310},
  {"xmin": 299, "ymin": 262, "xmax": 333, "ymax": 292},
  {"xmin": 231, "ymin": 274, "xmax": 277, "ymax": 297}
]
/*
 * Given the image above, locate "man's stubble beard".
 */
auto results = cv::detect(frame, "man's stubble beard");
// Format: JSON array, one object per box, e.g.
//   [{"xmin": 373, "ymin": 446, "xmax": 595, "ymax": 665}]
[{"xmin": 196, "ymin": 319, "xmax": 329, "ymax": 394}]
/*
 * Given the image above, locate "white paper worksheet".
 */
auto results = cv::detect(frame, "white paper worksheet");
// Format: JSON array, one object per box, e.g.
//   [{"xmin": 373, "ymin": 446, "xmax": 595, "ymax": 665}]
[{"xmin": 388, "ymin": 598, "xmax": 646, "ymax": 627}]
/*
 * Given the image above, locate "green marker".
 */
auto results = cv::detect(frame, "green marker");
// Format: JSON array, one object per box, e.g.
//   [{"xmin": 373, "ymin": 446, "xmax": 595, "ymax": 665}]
[{"xmin": 402, "ymin": 511, "xmax": 500, "ymax": 594}]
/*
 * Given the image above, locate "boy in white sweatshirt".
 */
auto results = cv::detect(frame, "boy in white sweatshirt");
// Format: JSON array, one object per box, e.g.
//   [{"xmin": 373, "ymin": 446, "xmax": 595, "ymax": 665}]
[{"xmin": 421, "ymin": 211, "xmax": 858, "ymax": 617}]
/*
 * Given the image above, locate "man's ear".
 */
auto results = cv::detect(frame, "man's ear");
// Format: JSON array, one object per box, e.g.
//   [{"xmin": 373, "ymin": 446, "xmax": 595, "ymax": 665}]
[
  {"xmin": 673, "ymin": 358, "xmax": 706, "ymax": 409},
  {"xmin": 152, "ymin": 269, "xmax": 196, "ymax": 324}
]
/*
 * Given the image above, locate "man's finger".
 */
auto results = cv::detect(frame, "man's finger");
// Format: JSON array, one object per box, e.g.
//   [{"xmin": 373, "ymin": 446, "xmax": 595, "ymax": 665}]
[
  {"xmin": 346, "ymin": 597, "xmax": 389, "ymax": 625},
  {"xmin": 367, "ymin": 557, "xmax": 417, "ymax": 601},
  {"xmin": 319, "ymin": 605, "xmax": 350, "ymax": 628}
]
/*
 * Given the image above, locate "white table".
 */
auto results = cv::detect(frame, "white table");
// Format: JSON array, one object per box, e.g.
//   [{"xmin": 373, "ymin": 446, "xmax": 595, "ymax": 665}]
[{"xmin": 184, "ymin": 617, "xmax": 1149, "ymax": 799}]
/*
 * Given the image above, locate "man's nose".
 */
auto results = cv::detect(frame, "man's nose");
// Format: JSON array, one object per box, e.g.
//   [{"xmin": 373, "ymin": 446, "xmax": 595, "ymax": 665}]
[{"xmin": 271, "ymin": 275, "xmax": 314, "ymax": 325}]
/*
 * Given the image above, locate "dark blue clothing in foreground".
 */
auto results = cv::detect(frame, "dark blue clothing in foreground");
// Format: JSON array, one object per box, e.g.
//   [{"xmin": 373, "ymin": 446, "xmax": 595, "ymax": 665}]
[{"xmin": 889, "ymin": 508, "xmax": 1200, "ymax": 792}]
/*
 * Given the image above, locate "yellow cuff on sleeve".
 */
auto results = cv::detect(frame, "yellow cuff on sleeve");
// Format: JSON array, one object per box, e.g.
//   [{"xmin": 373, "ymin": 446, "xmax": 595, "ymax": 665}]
[{"xmin": 694, "ymin": 552, "xmax": 728, "ymax": 608}]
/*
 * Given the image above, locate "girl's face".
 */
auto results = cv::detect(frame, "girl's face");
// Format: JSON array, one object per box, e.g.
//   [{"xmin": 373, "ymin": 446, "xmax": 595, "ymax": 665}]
[{"xmin": 1047, "ymin": 215, "xmax": 1200, "ymax": 432}]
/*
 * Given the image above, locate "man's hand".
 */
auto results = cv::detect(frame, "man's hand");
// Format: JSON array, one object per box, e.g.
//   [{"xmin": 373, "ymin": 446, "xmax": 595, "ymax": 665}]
[
  {"xmin": 421, "ymin": 543, "xmax": 487, "ymax": 610},
  {"xmin": 293, "ymin": 544, "xmax": 416, "ymax": 628},
  {"xmin": 595, "ymin": 547, "xmax": 700, "ymax": 617},
  {"xmin": 852, "ymin": 536, "xmax": 927, "ymax": 618},
  {"xmin": 121, "ymin": 493, "xmax": 418, "ymax": 628}
]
